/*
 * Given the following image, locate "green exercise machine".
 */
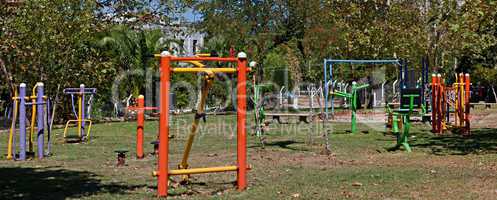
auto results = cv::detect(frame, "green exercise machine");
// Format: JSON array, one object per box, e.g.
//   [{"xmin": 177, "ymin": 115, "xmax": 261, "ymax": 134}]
[
  {"xmin": 387, "ymin": 93, "xmax": 419, "ymax": 152},
  {"xmin": 331, "ymin": 81, "xmax": 369, "ymax": 134}
]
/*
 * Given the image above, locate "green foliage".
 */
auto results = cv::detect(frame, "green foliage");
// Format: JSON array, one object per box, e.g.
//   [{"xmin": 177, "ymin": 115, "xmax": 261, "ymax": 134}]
[
  {"xmin": 1, "ymin": 0, "xmax": 102, "ymax": 86},
  {"xmin": 2, "ymin": 0, "xmax": 497, "ymax": 119},
  {"xmin": 263, "ymin": 48, "xmax": 289, "ymax": 88},
  {"xmin": 98, "ymin": 26, "xmax": 171, "ymax": 97},
  {"xmin": 196, "ymin": 0, "xmax": 497, "ymax": 86},
  {"xmin": 0, "ymin": 0, "xmax": 114, "ymax": 120}
]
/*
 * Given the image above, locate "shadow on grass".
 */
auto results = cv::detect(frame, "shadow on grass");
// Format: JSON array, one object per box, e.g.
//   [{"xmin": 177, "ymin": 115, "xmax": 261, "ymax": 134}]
[
  {"xmin": 0, "ymin": 166, "xmax": 145, "ymax": 200},
  {"xmin": 249, "ymin": 140, "xmax": 309, "ymax": 152},
  {"xmin": 410, "ymin": 128, "xmax": 497, "ymax": 155}
]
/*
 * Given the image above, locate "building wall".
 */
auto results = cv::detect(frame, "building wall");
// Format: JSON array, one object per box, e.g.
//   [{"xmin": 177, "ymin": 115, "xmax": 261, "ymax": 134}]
[{"xmin": 160, "ymin": 26, "xmax": 205, "ymax": 56}]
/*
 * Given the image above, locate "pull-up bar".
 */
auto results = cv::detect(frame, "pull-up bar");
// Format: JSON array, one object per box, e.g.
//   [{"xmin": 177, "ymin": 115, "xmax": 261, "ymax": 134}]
[
  {"xmin": 155, "ymin": 51, "xmax": 249, "ymax": 198},
  {"xmin": 154, "ymin": 54, "xmax": 238, "ymax": 62}
]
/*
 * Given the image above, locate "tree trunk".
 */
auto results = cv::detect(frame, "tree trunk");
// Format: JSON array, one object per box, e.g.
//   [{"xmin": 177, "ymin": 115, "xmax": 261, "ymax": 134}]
[
  {"xmin": 0, "ymin": 58, "xmax": 15, "ymax": 93},
  {"xmin": 492, "ymin": 86, "xmax": 497, "ymax": 103}
]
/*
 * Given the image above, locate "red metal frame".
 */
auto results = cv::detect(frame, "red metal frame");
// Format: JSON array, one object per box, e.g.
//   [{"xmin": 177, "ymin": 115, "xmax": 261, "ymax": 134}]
[
  {"xmin": 157, "ymin": 55, "xmax": 248, "ymax": 197},
  {"xmin": 136, "ymin": 96, "xmax": 145, "ymax": 159},
  {"xmin": 236, "ymin": 57, "xmax": 248, "ymax": 190},
  {"xmin": 158, "ymin": 56, "xmax": 171, "ymax": 196},
  {"xmin": 128, "ymin": 100, "xmax": 158, "ymax": 159},
  {"xmin": 431, "ymin": 73, "xmax": 471, "ymax": 135}
]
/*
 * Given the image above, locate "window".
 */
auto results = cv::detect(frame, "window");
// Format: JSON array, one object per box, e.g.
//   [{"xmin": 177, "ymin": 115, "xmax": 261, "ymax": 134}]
[{"xmin": 192, "ymin": 40, "xmax": 197, "ymax": 53}]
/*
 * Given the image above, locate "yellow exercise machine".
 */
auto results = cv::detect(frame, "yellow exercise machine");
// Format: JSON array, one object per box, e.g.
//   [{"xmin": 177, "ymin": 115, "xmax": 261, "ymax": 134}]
[
  {"xmin": 7, "ymin": 82, "xmax": 52, "ymax": 160},
  {"xmin": 62, "ymin": 84, "xmax": 96, "ymax": 142}
]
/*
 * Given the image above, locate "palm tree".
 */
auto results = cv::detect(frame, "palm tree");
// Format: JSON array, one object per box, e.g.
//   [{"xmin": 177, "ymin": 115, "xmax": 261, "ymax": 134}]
[{"xmin": 99, "ymin": 25, "xmax": 177, "ymax": 103}]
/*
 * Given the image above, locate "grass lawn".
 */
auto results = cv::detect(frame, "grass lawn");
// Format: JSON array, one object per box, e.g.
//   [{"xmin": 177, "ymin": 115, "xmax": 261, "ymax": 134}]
[{"xmin": 1, "ymin": 111, "xmax": 497, "ymax": 199}]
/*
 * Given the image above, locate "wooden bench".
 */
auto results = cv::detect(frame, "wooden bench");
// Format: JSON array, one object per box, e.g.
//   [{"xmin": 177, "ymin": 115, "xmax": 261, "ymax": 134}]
[
  {"xmin": 265, "ymin": 113, "xmax": 315, "ymax": 124},
  {"xmin": 470, "ymin": 102, "xmax": 493, "ymax": 109}
]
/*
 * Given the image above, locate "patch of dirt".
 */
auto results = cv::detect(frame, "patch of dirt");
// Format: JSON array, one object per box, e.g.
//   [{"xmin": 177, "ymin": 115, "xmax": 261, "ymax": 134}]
[{"xmin": 251, "ymin": 148, "xmax": 340, "ymax": 169}]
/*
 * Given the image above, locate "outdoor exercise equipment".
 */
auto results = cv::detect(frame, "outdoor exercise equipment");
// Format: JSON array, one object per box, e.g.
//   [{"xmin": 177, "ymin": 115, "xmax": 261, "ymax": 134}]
[
  {"xmin": 151, "ymin": 51, "xmax": 250, "ymax": 198},
  {"xmin": 253, "ymin": 84, "xmax": 266, "ymax": 135},
  {"xmin": 115, "ymin": 150, "xmax": 129, "ymax": 167},
  {"xmin": 7, "ymin": 82, "xmax": 52, "ymax": 160},
  {"xmin": 330, "ymin": 81, "xmax": 369, "ymax": 134},
  {"xmin": 250, "ymin": 61, "xmax": 267, "ymax": 144},
  {"xmin": 150, "ymin": 140, "xmax": 159, "ymax": 155},
  {"xmin": 431, "ymin": 73, "xmax": 471, "ymax": 135},
  {"xmin": 323, "ymin": 59, "xmax": 402, "ymax": 118},
  {"xmin": 398, "ymin": 58, "xmax": 429, "ymax": 113},
  {"xmin": 63, "ymin": 84, "xmax": 96, "ymax": 142},
  {"xmin": 127, "ymin": 95, "xmax": 158, "ymax": 159},
  {"xmin": 387, "ymin": 93, "xmax": 419, "ymax": 152}
]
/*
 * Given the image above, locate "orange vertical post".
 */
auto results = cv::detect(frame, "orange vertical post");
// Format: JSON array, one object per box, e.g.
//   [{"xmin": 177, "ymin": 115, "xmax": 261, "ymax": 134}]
[
  {"xmin": 437, "ymin": 74, "xmax": 443, "ymax": 134},
  {"xmin": 460, "ymin": 74, "xmax": 464, "ymax": 126},
  {"xmin": 464, "ymin": 73, "xmax": 471, "ymax": 135},
  {"xmin": 157, "ymin": 55, "xmax": 171, "ymax": 197},
  {"xmin": 439, "ymin": 74, "xmax": 444, "ymax": 133},
  {"xmin": 137, "ymin": 95, "xmax": 145, "ymax": 159},
  {"xmin": 236, "ymin": 52, "xmax": 248, "ymax": 190}
]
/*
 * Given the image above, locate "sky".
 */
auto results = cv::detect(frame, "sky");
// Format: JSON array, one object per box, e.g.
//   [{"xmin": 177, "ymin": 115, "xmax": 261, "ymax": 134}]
[{"xmin": 182, "ymin": 8, "xmax": 202, "ymax": 22}]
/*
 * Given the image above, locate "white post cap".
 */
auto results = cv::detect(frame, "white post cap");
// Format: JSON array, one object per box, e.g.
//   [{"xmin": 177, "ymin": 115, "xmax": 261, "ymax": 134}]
[{"xmin": 237, "ymin": 52, "xmax": 247, "ymax": 59}]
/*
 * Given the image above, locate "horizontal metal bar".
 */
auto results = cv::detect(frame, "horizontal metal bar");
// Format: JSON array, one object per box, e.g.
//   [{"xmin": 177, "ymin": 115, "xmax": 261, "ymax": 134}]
[
  {"xmin": 169, "ymin": 166, "xmax": 244, "ymax": 175},
  {"xmin": 66, "ymin": 119, "xmax": 92, "ymax": 122},
  {"xmin": 63, "ymin": 88, "xmax": 97, "ymax": 91},
  {"xmin": 172, "ymin": 57, "xmax": 238, "ymax": 62},
  {"xmin": 195, "ymin": 53, "xmax": 211, "ymax": 57},
  {"xmin": 127, "ymin": 106, "xmax": 159, "ymax": 111},
  {"xmin": 172, "ymin": 68, "xmax": 237, "ymax": 73},
  {"xmin": 332, "ymin": 92, "xmax": 351, "ymax": 98},
  {"xmin": 354, "ymin": 84, "xmax": 369, "ymax": 89},
  {"xmin": 154, "ymin": 55, "xmax": 238, "ymax": 62},
  {"xmin": 325, "ymin": 59, "xmax": 401, "ymax": 65},
  {"xmin": 12, "ymin": 96, "xmax": 47, "ymax": 100},
  {"xmin": 63, "ymin": 93, "xmax": 96, "ymax": 95},
  {"xmin": 63, "ymin": 88, "xmax": 97, "ymax": 93},
  {"xmin": 25, "ymin": 102, "xmax": 47, "ymax": 105}
]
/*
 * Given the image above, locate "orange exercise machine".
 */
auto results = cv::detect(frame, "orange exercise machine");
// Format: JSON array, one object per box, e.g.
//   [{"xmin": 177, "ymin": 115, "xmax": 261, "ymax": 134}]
[
  {"xmin": 431, "ymin": 73, "xmax": 471, "ymax": 135},
  {"xmin": 152, "ymin": 51, "xmax": 250, "ymax": 197}
]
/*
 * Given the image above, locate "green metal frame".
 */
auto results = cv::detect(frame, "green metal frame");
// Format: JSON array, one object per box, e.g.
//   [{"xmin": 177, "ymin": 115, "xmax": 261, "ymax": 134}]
[
  {"xmin": 253, "ymin": 84, "xmax": 266, "ymax": 138},
  {"xmin": 388, "ymin": 94, "xmax": 419, "ymax": 152},
  {"xmin": 331, "ymin": 82, "xmax": 369, "ymax": 134}
]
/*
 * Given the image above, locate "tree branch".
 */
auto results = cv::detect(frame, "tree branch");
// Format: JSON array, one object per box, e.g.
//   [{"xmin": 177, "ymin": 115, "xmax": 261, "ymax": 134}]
[{"xmin": 0, "ymin": 57, "xmax": 15, "ymax": 93}]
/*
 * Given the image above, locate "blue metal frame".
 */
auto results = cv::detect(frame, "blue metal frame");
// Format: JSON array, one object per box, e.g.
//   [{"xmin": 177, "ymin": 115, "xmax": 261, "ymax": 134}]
[{"xmin": 323, "ymin": 59, "xmax": 402, "ymax": 118}]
